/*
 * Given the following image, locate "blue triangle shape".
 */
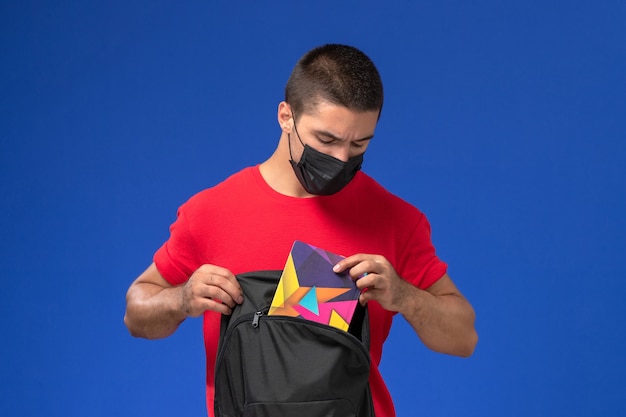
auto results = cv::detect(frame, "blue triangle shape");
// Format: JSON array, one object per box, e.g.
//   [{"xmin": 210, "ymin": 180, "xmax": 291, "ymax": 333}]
[{"xmin": 299, "ymin": 286, "xmax": 319, "ymax": 315}]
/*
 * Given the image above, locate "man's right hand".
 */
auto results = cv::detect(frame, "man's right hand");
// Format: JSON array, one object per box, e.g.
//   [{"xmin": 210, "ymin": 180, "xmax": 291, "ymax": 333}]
[
  {"xmin": 124, "ymin": 263, "xmax": 243, "ymax": 339},
  {"xmin": 181, "ymin": 264, "xmax": 244, "ymax": 317}
]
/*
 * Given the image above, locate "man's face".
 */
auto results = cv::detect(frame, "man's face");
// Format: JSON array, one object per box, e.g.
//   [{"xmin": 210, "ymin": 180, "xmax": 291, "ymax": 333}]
[{"xmin": 290, "ymin": 101, "xmax": 380, "ymax": 163}]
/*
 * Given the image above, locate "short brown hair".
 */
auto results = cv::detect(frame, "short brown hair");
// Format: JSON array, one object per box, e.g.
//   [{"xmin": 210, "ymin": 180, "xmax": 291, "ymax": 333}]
[{"xmin": 285, "ymin": 44, "xmax": 384, "ymax": 120}]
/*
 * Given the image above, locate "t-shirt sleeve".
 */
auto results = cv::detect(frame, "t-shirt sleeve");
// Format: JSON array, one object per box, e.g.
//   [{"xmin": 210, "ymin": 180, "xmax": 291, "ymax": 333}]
[
  {"xmin": 399, "ymin": 212, "xmax": 447, "ymax": 290},
  {"xmin": 153, "ymin": 204, "xmax": 200, "ymax": 286}
]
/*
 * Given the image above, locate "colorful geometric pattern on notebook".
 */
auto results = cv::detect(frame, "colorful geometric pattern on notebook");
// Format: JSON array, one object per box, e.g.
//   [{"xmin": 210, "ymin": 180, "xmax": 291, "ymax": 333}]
[{"xmin": 269, "ymin": 240, "xmax": 360, "ymax": 331}]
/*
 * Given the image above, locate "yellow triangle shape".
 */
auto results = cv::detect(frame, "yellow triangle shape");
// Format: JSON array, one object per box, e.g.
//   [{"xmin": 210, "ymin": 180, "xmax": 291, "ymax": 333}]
[
  {"xmin": 329, "ymin": 309, "xmax": 349, "ymax": 331},
  {"xmin": 270, "ymin": 287, "xmax": 310, "ymax": 316},
  {"xmin": 282, "ymin": 253, "xmax": 300, "ymax": 299},
  {"xmin": 271, "ymin": 254, "xmax": 300, "ymax": 310},
  {"xmin": 271, "ymin": 276, "xmax": 286, "ymax": 309}
]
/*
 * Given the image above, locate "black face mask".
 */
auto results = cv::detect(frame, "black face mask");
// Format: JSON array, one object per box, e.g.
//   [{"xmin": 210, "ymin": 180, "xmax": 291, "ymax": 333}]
[{"xmin": 288, "ymin": 124, "xmax": 364, "ymax": 196}]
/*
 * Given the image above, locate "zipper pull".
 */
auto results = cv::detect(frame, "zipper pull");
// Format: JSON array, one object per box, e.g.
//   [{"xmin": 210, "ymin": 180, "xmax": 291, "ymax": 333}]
[{"xmin": 252, "ymin": 311, "xmax": 263, "ymax": 328}]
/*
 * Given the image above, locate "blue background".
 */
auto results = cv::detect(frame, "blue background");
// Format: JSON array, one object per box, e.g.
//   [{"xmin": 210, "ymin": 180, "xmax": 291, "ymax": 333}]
[{"xmin": 1, "ymin": 1, "xmax": 625, "ymax": 416}]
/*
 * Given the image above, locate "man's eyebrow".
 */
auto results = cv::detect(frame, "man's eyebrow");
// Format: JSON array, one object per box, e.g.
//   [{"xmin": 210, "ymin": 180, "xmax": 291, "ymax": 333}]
[{"xmin": 313, "ymin": 129, "xmax": 374, "ymax": 142}]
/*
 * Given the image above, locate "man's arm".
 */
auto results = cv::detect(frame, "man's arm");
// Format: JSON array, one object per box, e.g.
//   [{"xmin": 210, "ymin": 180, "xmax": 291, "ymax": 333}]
[
  {"xmin": 333, "ymin": 255, "xmax": 477, "ymax": 357},
  {"xmin": 394, "ymin": 273, "xmax": 477, "ymax": 357},
  {"xmin": 124, "ymin": 263, "xmax": 244, "ymax": 339}
]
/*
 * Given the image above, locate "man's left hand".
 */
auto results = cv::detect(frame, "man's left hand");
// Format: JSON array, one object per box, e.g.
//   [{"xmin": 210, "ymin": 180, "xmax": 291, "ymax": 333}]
[{"xmin": 333, "ymin": 254, "xmax": 410, "ymax": 312}]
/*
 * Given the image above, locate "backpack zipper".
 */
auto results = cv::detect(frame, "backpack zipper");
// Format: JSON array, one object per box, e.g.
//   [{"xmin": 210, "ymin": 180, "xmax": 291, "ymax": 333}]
[
  {"xmin": 244, "ymin": 311, "xmax": 370, "ymax": 362},
  {"xmin": 251, "ymin": 311, "xmax": 263, "ymax": 328}
]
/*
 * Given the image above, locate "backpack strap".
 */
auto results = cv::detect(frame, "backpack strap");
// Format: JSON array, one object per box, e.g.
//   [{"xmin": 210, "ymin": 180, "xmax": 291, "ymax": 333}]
[{"xmin": 348, "ymin": 301, "xmax": 370, "ymax": 351}]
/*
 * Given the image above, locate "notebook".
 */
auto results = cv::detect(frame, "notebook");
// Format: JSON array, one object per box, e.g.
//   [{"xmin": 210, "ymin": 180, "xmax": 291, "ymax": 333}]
[{"xmin": 269, "ymin": 240, "xmax": 361, "ymax": 331}]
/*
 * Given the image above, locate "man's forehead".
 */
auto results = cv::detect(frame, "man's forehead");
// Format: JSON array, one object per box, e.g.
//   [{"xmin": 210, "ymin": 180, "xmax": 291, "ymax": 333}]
[{"xmin": 298, "ymin": 103, "xmax": 378, "ymax": 141}]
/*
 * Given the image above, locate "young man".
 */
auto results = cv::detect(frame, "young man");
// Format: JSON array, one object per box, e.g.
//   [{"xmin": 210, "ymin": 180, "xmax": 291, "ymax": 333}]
[{"xmin": 125, "ymin": 44, "xmax": 477, "ymax": 417}]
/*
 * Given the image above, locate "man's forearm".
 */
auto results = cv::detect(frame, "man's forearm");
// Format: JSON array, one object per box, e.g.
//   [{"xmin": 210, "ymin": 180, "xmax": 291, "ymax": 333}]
[
  {"xmin": 399, "ymin": 282, "xmax": 477, "ymax": 357},
  {"xmin": 124, "ymin": 283, "xmax": 187, "ymax": 339}
]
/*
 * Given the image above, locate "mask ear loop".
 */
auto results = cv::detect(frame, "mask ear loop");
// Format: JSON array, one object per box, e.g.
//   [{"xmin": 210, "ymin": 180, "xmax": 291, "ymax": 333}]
[
  {"xmin": 287, "ymin": 109, "xmax": 306, "ymax": 161},
  {"xmin": 287, "ymin": 133, "xmax": 295, "ymax": 161},
  {"xmin": 291, "ymin": 111, "xmax": 306, "ymax": 147}
]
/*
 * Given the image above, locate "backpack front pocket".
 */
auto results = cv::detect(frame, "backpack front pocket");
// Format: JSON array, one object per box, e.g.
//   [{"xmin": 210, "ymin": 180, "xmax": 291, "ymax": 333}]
[{"xmin": 215, "ymin": 314, "xmax": 371, "ymax": 417}]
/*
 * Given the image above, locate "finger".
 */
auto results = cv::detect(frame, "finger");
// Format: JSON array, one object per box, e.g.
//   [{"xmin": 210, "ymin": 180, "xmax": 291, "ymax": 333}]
[
  {"xmin": 205, "ymin": 297, "xmax": 236, "ymax": 315},
  {"xmin": 210, "ymin": 276, "xmax": 244, "ymax": 306},
  {"xmin": 333, "ymin": 254, "xmax": 369, "ymax": 273},
  {"xmin": 353, "ymin": 273, "xmax": 375, "ymax": 291},
  {"xmin": 196, "ymin": 267, "xmax": 243, "ymax": 304},
  {"xmin": 334, "ymin": 255, "xmax": 380, "ymax": 279},
  {"xmin": 183, "ymin": 289, "xmax": 233, "ymax": 317},
  {"xmin": 358, "ymin": 289, "xmax": 377, "ymax": 306},
  {"xmin": 351, "ymin": 263, "xmax": 381, "ymax": 283},
  {"xmin": 358, "ymin": 293, "xmax": 367, "ymax": 306},
  {"xmin": 191, "ymin": 297, "xmax": 234, "ymax": 316},
  {"xmin": 194, "ymin": 284, "xmax": 240, "ymax": 309}
]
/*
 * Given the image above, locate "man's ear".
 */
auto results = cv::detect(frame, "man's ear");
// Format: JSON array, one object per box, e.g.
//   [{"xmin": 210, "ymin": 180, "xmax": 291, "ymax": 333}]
[{"xmin": 277, "ymin": 101, "xmax": 294, "ymax": 133}]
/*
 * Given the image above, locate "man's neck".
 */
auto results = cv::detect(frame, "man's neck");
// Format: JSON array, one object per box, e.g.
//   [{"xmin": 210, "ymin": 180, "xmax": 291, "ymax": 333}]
[{"xmin": 259, "ymin": 139, "xmax": 314, "ymax": 198}]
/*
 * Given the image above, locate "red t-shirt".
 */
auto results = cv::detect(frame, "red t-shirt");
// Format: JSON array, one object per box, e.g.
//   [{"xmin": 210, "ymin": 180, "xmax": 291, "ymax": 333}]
[{"xmin": 154, "ymin": 165, "xmax": 447, "ymax": 417}]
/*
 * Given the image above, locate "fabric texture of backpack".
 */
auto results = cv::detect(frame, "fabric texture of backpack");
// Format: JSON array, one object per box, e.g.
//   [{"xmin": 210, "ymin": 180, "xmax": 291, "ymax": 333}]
[{"xmin": 214, "ymin": 270, "xmax": 374, "ymax": 417}]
